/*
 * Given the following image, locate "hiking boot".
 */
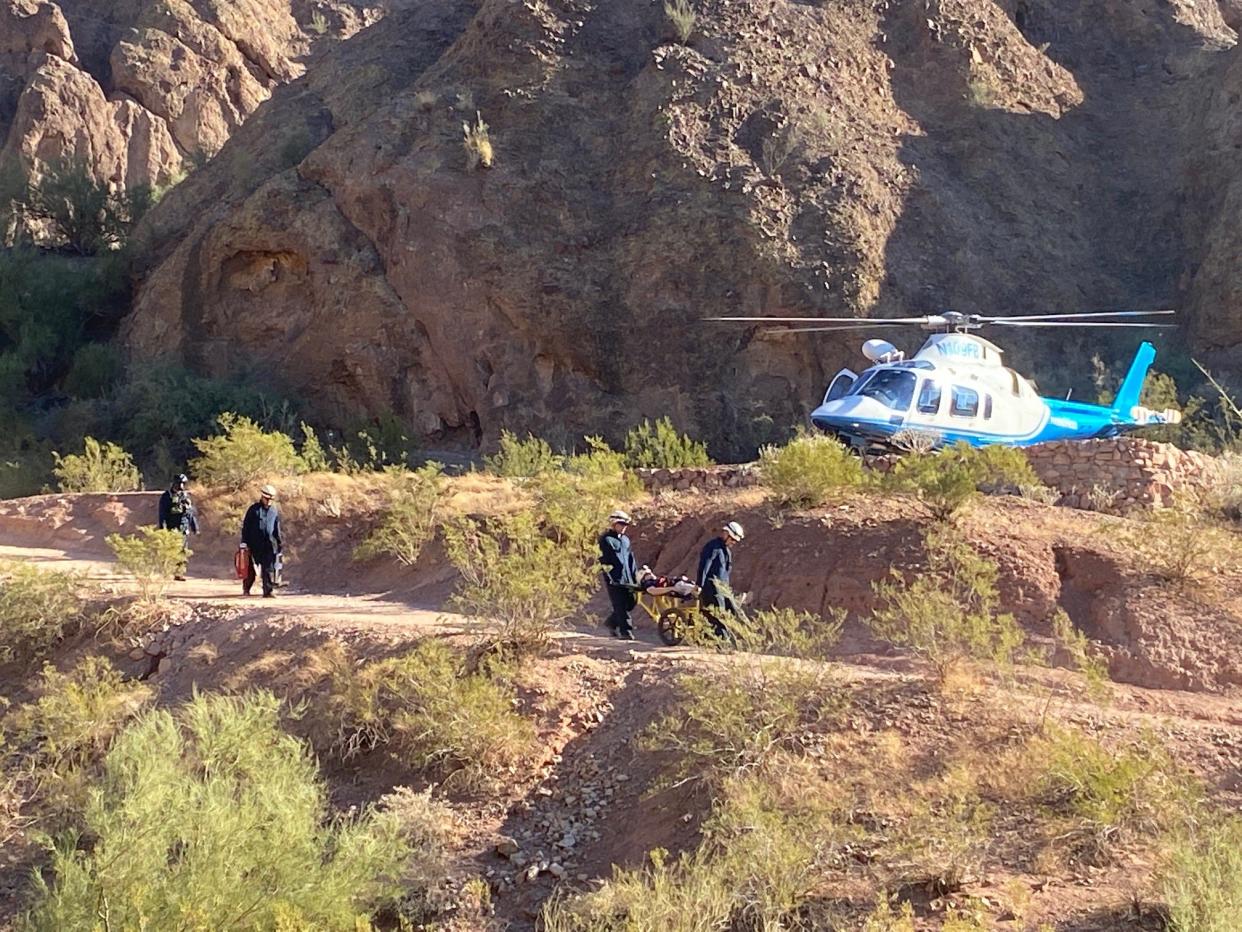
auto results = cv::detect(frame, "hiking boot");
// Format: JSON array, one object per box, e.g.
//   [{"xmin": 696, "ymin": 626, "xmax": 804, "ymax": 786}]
[{"xmin": 174, "ymin": 575, "xmax": 186, "ymax": 582}]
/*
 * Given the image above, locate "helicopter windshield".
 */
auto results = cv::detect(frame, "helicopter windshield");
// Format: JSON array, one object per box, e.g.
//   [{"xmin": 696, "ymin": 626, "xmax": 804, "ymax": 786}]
[{"xmin": 854, "ymin": 368, "xmax": 916, "ymax": 412}]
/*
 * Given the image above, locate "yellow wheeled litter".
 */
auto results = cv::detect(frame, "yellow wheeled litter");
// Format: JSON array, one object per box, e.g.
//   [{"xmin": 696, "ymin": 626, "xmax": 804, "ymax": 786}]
[{"xmin": 632, "ymin": 583, "xmax": 701, "ymax": 646}]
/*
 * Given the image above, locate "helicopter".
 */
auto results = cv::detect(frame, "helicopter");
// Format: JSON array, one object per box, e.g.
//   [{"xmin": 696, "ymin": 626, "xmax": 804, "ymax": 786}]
[{"xmin": 708, "ymin": 310, "xmax": 1182, "ymax": 450}]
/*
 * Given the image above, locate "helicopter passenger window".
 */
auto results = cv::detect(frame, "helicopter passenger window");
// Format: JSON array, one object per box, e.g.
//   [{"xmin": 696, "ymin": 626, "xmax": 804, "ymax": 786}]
[
  {"xmin": 950, "ymin": 386, "xmax": 979, "ymax": 418},
  {"xmin": 916, "ymin": 380, "xmax": 942, "ymax": 414},
  {"xmin": 983, "ymin": 394, "xmax": 993, "ymax": 419},
  {"xmin": 856, "ymin": 369, "xmax": 916, "ymax": 412}
]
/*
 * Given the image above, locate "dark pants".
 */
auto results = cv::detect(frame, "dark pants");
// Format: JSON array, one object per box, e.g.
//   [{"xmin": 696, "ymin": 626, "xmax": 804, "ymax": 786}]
[
  {"xmin": 244, "ymin": 552, "xmax": 276, "ymax": 596},
  {"xmin": 606, "ymin": 585, "xmax": 636, "ymax": 636},
  {"xmin": 699, "ymin": 591, "xmax": 738, "ymax": 642}
]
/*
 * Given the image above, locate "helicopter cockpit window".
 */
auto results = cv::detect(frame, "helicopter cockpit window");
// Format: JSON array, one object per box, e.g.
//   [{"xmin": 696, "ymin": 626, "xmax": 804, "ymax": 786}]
[
  {"xmin": 856, "ymin": 369, "xmax": 916, "ymax": 412},
  {"xmin": 916, "ymin": 380, "xmax": 942, "ymax": 414},
  {"xmin": 950, "ymin": 386, "xmax": 980, "ymax": 418}
]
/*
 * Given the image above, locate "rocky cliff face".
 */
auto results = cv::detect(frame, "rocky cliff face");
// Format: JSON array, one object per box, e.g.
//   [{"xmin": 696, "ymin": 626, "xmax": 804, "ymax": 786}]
[
  {"xmin": 111, "ymin": 0, "xmax": 1241, "ymax": 456},
  {"xmin": 0, "ymin": 0, "xmax": 382, "ymax": 192}
]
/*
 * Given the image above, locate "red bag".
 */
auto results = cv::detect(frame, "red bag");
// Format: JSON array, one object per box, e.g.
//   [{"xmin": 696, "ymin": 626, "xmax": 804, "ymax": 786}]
[{"xmin": 234, "ymin": 547, "xmax": 249, "ymax": 580}]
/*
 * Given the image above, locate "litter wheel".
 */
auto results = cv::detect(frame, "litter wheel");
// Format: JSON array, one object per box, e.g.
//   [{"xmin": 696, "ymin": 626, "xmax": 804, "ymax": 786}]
[{"xmin": 658, "ymin": 607, "xmax": 689, "ymax": 646}]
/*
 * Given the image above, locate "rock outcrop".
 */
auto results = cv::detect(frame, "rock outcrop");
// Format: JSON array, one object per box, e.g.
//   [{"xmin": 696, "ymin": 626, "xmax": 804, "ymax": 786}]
[
  {"xmin": 0, "ymin": 0, "xmax": 381, "ymax": 193},
  {"xmin": 113, "ymin": 0, "xmax": 1242, "ymax": 456}
]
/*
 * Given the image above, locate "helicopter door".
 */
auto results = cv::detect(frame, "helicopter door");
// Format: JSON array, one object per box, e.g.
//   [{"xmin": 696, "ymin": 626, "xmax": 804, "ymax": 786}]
[{"xmin": 823, "ymin": 369, "xmax": 857, "ymax": 403}]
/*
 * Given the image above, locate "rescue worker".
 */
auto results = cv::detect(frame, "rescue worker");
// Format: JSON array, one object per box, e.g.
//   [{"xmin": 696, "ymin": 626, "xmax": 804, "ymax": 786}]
[
  {"xmin": 157, "ymin": 474, "xmax": 199, "ymax": 581},
  {"xmin": 240, "ymin": 484, "xmax": 283, "ymax": 598},
  {"xmin": 599, "ymin": 509, "xmax": 638, "ymax": 641},
  {"xmin": 697, "ymin": 521, "xmax": 745, "ymax": 639}
]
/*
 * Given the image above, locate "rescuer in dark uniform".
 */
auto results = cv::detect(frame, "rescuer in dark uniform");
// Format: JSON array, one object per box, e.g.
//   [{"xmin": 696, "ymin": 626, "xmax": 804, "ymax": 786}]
[
  {"xmin": 599, "ymin": 509, "xmax": 638, "ymax": 641},
  {"xmin": 697, "ymin": 520, "xmax": 745, "ymax": 639}
]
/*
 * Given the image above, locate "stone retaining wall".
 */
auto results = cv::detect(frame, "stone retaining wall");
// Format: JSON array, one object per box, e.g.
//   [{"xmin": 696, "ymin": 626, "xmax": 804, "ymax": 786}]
[
  {"xmin": 635, "ymin": 438, "xmax": 1222, "ymax": 508},
  {"xmin": 1021, "ymin": 438, "xmax": 1221, "ymax": 508}
]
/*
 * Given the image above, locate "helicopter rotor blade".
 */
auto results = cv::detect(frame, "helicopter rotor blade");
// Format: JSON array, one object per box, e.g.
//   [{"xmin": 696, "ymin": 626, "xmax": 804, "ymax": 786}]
[
  {"xmin": 703, "ymin": 316, "xmax": 932, "ymax": 325},
  {"xmin": 759, "ymin": 323, "xmax": 914, "ymax": 334},
  {"xmin": 985, "ymin": 320, "xmax": 1176, "ymax": 328},
  {"xmin": 977, "ymin": 309, "xmax": 1176, "ymax": 322}
]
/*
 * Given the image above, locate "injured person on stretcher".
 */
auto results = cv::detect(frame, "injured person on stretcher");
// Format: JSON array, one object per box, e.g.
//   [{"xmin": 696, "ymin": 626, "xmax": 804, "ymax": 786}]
[{"xmin": 636, "ymin": 565, "xmax": 699, "ymax": 599}]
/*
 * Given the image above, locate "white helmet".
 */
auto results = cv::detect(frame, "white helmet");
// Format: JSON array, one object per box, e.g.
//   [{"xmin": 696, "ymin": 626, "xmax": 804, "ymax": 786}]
[
  {"xmin": 608, "ymin": 510, "xmax": 632, "ymax": 525},
  {"xmin": 723, "ymin": 521, "xmax": 745, "ymax": 542}
]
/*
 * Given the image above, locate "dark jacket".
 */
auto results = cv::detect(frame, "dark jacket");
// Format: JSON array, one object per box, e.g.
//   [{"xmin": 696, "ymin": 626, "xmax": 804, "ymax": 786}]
[
  {"xmin": 241, "ymin": 502, "xmax": 282, "ymax": 559},
  {"xmin": 697, "ymin": 536, "xmax": 732, "ymax": 604},
  {"xmin": 158, "ymin": 490, "xmax": 199, "ymax": 534},
  {"xmin": 598, "ymin": 529, "xmax": 637, "ymax": 588}
]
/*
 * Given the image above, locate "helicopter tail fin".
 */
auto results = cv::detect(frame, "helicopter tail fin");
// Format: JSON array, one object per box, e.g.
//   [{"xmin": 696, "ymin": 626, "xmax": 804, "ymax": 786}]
[{"xmin": 1113, "ymin": 341, "xmax": 1156, "ymax": 417}]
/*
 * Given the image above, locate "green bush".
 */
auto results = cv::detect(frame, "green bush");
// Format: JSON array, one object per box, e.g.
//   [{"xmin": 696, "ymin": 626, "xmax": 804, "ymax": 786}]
[
  {"xmin": 758, "ymin": 432, "xmax": 864, "ymax": 508},
  {"xmin": 1114, "ymin": 507, "xmax": 1241, "ymax": 589},
  {"xmin": 1160, "ymin": 816, "xmax": 1242, "ymax": 932},
  {"xmin": 51, "ymin": 436, "xmax": 141, "ymax": 493},
  {"xmin": 653, "ymin": 660, "xmax": 846, "ymax": 783},
  {"xmin": 0, "ymin": 563, "xmax": 83, "ymax": 665},
  {"xmin": 354, "ymin": 465, "xmax": 444, "ymax": 566},
  {"xmin": 319, "ymin": 640, "xmax": 536, "ymax": 791},
  {"xmin": 485, "ymin": 430, "xmax": 560, "ymax": 478},
  {"xmin": 189, "ymin": 411, "xmax": 305, "ymax": 489},
  {"xmin": 444, "ymin": 510, "xmax": 599, "ymax": 656},
  {"xmin": 299, "ymin": 422, "xmax": 330, "ymax": 472},
  {"xmin": 61, "ymin": 343, "xmax": 123, "ymax": 399},
  {"xmin": 329, "ymin": 412, "xmax": 417, "ymax": 473},
  {"xmin": 21, "ymin": 691, "xmax": 444, "ymax": 931},
  {"xmin": 535, "ymin": 436, "xmax": 641, "ymax": 549},
  {"xmin": 105, "ymin": 528, "xmax": 188, "ymax": 601},
  {"xmin": 3, "ymin": 656, "xmax": 152, "ymax": 821},
  {"xmin": 886, "ymin": 443, "xmax": 1041, "ymax": 520},
  {"xmin": 624, "ymin": 417, "xmax": 711, "ymax": 469},
  {"xmin": 723, "ymin": 604, "xmax": 845, "ymax": 659},
  {"xmin": 868, "ymin": 526, "xmax": 1024, "ymax": 681},
  {"xmin": 18, "ymin": 157, "xmax": 151, "ymax": 255}
]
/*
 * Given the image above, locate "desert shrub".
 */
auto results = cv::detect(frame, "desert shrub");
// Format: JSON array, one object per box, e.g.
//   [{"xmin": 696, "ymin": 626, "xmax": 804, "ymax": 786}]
[
  {"xmin": 868, "ymin": 526, "xmax": 1024, "ymax": 681},
  {"xmin": 299, "ymin": 422, "xmax": 330, "ymax": 472},
  {"xmin": 1114, "ymin": 506, "xmax": 1241, "ymax": 589},
  {"xmin": 624, "ymin": 417, "xmax": 711, "ymax": 469},
  {"xmin": 190, "ymin": 411, "xmax": 305, "ymax": 489},
  {"xmin": 0, "ymin": 441, "xmax": 52, "ymax": 500},
  {"xmin": 653, "ymin": 660, "xmax": 846, "ymax": 782},
  {"xmin": 758, "ymin": 431, "xmax": 864, "ymax": 508},
  {"xmin": 318, "ymin": 640, "xmax": 535, "ymax": 791},
  {"xmin": 61, "ymin": 343, "xmax": 123, "ymax": 399},
  {"xmin": 664, "ymin": 0, "xmax": 696, "ymax": 43},
  {"xmin": 51, "ymin": 436, "xmax": 141, "ymax": 493},
  {"xmin": 444, "ymin": 510, "xmax": 598, "ymax": 656},
  {"xmin": 329, "ymin": 412, "xmax": 417, "ymax": 473},
  {"xmin": 886, "ymin": 442, "xmax": 1040, "ymax": 520},
  {"xmin": 1025, "ymin": 727, "xmax": 1195, "ymax": 859},
  {"xmin": 485, "ymin": 429, "xmax": 560, "ymax": 478},
  {"xmin": 724, "ymin": 605, "xmax": 845, "ymax": 659},
  {"xmin": 21, "ymin": 690, "xmax": 445, "ymax": 932},
  {"xmin": 535, "ymin": 435, "xmax": 640, "ymax": 548},
  {"xmin": 105, "ymin": 527, "xmax": 188, "ymax": 601},
  {"xmin": 1047, "ymin": 609, "xmax": 1110, "ymax": 701},
  {"xmin": 354, "ymin": 464, "xmax": 444, "ymax": 566},
  {"xmin": 0, "ymin": 563, "xmax": 82, "ymax": 665},
  {"xmin": 463, "ymin": 111, "xmax": 494, "ymax": 169},
  {"xmin": 543, "ymin": 762, "xmax": 841, "ymax": 931},
  {"xmin": 1159, "ymin": 816, "xmax": 1242, "ymax": 932},
  {"xmin": 3, "ymin": 657, "xmax": 152, "ymax": 820},
  {"xmin": 881, "ymin": 762, "xmax": 994, "ymax": 893}
]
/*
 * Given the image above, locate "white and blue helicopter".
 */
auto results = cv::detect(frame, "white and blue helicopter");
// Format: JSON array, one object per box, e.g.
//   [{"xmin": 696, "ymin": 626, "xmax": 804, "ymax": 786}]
[{"xmin": 711, "ymin": 310, "xmax": 1181, "ymax": 450}]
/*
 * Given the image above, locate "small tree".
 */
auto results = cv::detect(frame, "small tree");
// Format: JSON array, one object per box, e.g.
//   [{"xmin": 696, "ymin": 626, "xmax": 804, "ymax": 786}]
[
  {"xmin": 106, "ymin": 528, "xmax": 188, "ymax": 601},
  {"xmin": 886, "ymin": 442, "xmax": 1041, "ymax": 520},
  {"xmin": 52, "ymin": 436, "xmax": 141, "ymax": 493},
  {"xmin": 0, "ymin": 563, "xmax": 82, "ymax": 665},
  {"xmin": 758, "ymin": 432, "xmax": 864, "ymax": 508},
  {"xmin": 190, "ymin": 412, "xmax": 305, "ymax": 489},
  {"xmin": 354, "ymin": 464, "xmax": 445, "ymax": 566},
  {"xmin": 868, "ymin": 526, "xmax": 1023, "ymax": 681},
  {"xmin": 19, "ymin": 158, "xmax": 151, "ymax": 255},
  {"xmin": 624, "ymin": 417, "xmax": 711, "ymax": 469}
]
